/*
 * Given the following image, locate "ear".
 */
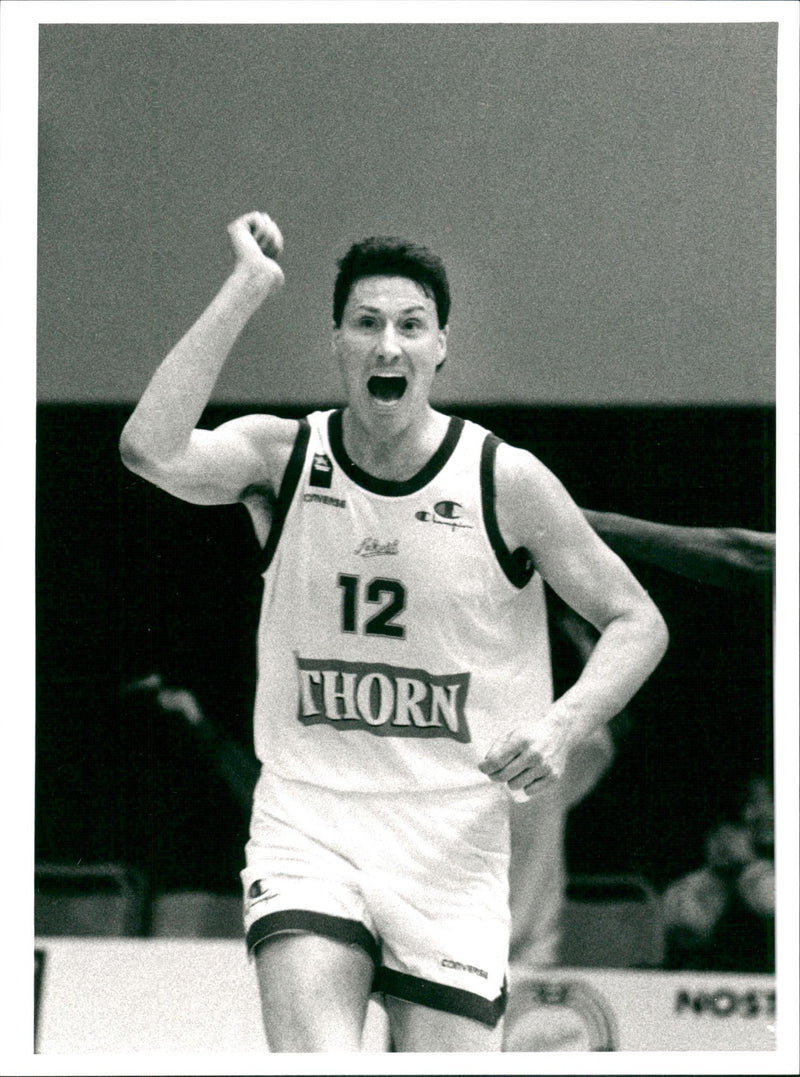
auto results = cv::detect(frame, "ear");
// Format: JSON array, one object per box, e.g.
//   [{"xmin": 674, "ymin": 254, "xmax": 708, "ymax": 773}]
[{"xmin": 436, "ymin": 325, "xmax": 448, "ymax": 371}]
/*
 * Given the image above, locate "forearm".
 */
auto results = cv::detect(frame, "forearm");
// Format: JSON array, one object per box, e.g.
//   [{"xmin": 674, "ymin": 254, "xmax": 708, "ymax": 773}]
[
  {"xmin": 583, "ymin": 510, "xmax": 775, "ymax": 590},
  {"xmin": 120, "ymin": 266, "xmax": 271, "ymax": 467},
  {"xmin": 546, "ymin": 605, "xmax": 667, "ymax": 747},
  {"xmin": 207, "ymin": 740, "xmax": 260, "ymax": 815},
  {"xmin": 157, "ymin": 688, "xmax": 260, "ymax": 815},
  {"xmin": 480, "ymin": 603, "xmax": 665, "ymax": 798}
]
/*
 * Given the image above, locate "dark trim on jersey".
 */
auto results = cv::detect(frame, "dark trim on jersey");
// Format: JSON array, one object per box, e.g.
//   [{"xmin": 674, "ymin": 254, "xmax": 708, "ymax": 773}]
[
  {"xmin": 375, "ymin": 967, "xmax": 507, "ymax": 1029},
  {"xmin": 256, "ymin": 418, "xmax": 311, "ymax": 575},
  {"xmin": 246, "ymin": 908, "xmax": 381, "ymax": 967},
  {"xmin": 328, "ymin": 409, "xmax": 465, "ymax": 497},
  {"xmin": 480, "ymin": 433, "xmax": 535, "ymax": 589}
]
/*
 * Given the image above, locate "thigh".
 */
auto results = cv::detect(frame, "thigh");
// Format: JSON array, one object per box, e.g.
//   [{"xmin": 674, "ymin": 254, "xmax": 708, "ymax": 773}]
[
  {"xmin": 365, "ymin": 787, "xmax": 511, "ymax": 1040},
  {"xmin": 385, "ymin": 995, "xmax": 504, "ymax": 1052},
  {"xmin": 254, "ymin": 932, "xmax": 375, "ymax": 1052},
  {"xmin": 368, "ymin": 880, "xmax": 509, "ymax": 1045}
]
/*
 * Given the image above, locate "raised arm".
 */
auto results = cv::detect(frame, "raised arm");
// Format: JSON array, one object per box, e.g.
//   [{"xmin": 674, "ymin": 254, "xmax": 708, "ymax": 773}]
[
  {"xmin": 119, "ymin": 212, "xmax": 296, "ymax": 506},
  {"xmin": 582, "ymin": 510, "xmax": 775, "ymax": 591},
  {"xmin": 480, "ymin": 445, "xmax": 669, "ymax": 797}
]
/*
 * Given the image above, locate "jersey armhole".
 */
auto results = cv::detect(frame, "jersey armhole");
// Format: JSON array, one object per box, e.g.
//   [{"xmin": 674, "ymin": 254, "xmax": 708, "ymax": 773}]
[
  {"xmin": 256, "ymin": 418, "xmax": 311, "ymax": 574},
  {"xmin": 480, "ymin": 433, "xmax": 536, "ymax": 589}
]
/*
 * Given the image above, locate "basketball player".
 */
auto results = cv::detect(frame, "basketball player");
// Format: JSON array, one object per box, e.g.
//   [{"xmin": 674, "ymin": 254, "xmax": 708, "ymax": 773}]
[
  {"xmin": 119, "ymin": 210, "xmax": 668, "ymax": 1052},
  {"xmin": 133, "ymin": 515, "xmax": 774, "ymax": 1048}
]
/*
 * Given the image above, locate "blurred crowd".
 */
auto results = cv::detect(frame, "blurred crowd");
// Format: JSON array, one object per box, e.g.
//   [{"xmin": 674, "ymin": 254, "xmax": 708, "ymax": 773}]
[{"xmin": 662, "ymin": 776, "xmax": 774, "ymax": 974}]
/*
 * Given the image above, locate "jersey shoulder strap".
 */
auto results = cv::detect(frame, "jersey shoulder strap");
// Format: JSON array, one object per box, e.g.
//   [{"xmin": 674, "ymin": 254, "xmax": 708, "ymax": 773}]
[
  {"xmin": 256, "ymin": 417, "xmax": 311, "ymax": 574},
  {"xmin": 480, "ymin": 431, "xmax": 535, "ymax": 589}
]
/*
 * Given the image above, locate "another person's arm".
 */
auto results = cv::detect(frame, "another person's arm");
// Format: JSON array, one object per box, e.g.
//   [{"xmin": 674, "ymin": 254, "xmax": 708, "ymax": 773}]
[
  {"xmin": 481, "ymin": 446, "xmax": 669, "ymax": 797},
  {"xmin": 122, "ymin": 674, "xmax": 259, "ymax": 815},
  {"xmin": 119, "ymin": 211, "xmax": 295, "ymax": 507},
  {"xmin": 583, "ymin": 510, "xmax": 775, "ymax": 591},
  {"xmin": 155, "ymin": 684, "xmax": 260, "ymax": 815}
]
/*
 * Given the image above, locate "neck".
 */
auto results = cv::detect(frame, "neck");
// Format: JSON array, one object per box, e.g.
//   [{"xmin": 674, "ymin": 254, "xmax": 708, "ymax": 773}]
[{"xmin": 341, "ymin": 406, "xmax": 449, "ymax": 481}]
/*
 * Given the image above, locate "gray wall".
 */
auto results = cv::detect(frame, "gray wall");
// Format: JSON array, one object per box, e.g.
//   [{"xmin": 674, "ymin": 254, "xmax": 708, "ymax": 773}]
[{"xmin": 38, "ymin": 23, "xmax": 776, "ymax": 405}]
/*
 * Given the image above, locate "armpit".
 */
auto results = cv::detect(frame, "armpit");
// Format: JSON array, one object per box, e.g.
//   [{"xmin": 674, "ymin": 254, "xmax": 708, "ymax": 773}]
[{"xmin": 241, "ymin": 484, "xmax": 275, "ymax": 548}]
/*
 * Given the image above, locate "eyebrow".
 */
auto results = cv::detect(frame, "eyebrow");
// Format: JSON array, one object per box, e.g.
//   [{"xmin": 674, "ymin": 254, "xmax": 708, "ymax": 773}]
[{"xmin": 353, "ymin": 304, "xmax": 429, "ymax": 314}]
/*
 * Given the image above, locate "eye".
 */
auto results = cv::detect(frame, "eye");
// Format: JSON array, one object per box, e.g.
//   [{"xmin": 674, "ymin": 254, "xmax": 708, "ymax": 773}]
[
  {"xmin": 400, "ymin": 319, "xmax": 422, "ymax": 333},
  {"xmin": 357, "ymin": 315, "xmax": 378, "ymax": 329}
]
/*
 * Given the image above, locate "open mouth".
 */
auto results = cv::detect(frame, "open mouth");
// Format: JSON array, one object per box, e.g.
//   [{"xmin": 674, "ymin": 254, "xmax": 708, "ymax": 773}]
[{"xmin": 367, "ymin": 375, "xmax": 408, "ymax": 403}]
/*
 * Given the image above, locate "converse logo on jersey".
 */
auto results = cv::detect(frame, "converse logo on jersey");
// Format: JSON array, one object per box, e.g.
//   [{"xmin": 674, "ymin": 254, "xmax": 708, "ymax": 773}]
[
  {"xmin": 309, "ymin": 452, "xmax": 333, "ymax": 489},
  {"xmin": 304, "ymin": 492, "xmax": 346, "ymax": 508},
  {"xmin": 354, "ymin": 538, "xmax": 399, "ymax": 558},
  {"xmin": 296, "ymin": 656, "xmax": 471, "ymax": 742},
  {"xmin": 415, "ymin": 500, "xmax": 473, "ymax": 530}
]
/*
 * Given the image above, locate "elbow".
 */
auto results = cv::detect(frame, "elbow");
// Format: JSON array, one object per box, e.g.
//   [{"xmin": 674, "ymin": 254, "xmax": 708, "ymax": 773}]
[
  {"xmin": 119, "ymin": 427, "xmax": 145, "ymax": 474},
  {"xmin": 119, "ymin": 425, "xmax": 163, "ymax": 479},
  {"xmin": 621, "ymin": 592, "xmax": 668, "ymax": 667},
  {"xmin": 647, "ymin": 602, "xmax": 670, "ymax": 663}
]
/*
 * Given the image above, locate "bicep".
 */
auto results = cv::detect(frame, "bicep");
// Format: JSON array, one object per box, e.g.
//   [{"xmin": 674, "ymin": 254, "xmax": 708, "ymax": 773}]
[
  {"xmin": 126, "ymin": 414, "xmax": 295, "ymax": 506},
  {"xmin": 538, "ymin": 520, "xmax": 648, "ymax": 633}
]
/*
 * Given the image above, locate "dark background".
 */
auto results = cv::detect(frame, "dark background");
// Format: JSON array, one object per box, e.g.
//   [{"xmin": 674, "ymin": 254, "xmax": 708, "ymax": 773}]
[{"xmin": 36, "ymin": 402, "xmax": 774, "ymax": 896}]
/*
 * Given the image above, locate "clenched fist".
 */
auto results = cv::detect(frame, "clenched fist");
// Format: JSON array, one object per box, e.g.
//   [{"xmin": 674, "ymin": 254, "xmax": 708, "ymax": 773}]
[
  {"xmin": 479, "ymin": 719, "xmax": 570, "ymax": 800},
  {"xmin": 227, "ymin": 211, "xmax": 285, "ymax": 294}
]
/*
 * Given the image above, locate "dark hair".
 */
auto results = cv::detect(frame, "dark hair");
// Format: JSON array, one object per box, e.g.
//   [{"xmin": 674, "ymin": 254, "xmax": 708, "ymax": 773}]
[{"xmin": 332, "ymin": 236, "xmax": 451, "ymax": 328}]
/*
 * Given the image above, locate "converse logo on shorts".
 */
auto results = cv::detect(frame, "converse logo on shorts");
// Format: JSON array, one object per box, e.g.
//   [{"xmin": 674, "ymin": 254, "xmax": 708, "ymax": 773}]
[{"xmin": 441, "ymin": 958, "xmax": 489, "ymax": 979}]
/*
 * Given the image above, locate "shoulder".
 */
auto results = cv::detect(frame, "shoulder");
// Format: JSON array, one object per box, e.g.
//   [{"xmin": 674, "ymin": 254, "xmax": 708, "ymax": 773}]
[
  {"xmin": 216, "ymin": 412, "xmax": 301, "ymax": 452},
  {"xmin": 488, "ymin": 437, "xmax": 586, "ymax": 552},
  {"xmin": 492, "ymin": 439, "xmax": 567, "ymax": 502}
]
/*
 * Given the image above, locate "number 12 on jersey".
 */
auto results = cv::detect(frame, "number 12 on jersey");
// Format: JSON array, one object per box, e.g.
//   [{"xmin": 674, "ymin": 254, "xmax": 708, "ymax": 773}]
[{"xmin": 337, "ymin": 574, "xmax": 407, "ymax": 639}]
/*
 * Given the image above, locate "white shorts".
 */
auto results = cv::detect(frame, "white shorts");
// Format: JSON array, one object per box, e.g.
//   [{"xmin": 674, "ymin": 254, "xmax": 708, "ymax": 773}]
[{"xmin": 241, "ymin": 769, "xmax": 511, "ymax": 1027}]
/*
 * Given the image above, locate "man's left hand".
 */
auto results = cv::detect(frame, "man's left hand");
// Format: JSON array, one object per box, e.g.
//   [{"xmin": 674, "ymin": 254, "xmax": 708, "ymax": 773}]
[{"xmin": 479, "ymin": 721, "xmax": 570, "ymax": 799}]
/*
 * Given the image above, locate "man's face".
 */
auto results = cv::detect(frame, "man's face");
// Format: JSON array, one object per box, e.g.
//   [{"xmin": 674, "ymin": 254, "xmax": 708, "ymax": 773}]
[
  {"xmin": 333, "ymin": 275, "xmax": 447, "ymax": 435},
  {"xmin": 705, "ymin": 823, "xmax": 753, "ymax": 872}
]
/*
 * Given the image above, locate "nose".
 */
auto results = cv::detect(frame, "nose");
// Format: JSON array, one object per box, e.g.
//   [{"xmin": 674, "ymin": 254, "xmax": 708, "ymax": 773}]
[{"xmin": 375, "ymin": 324, "xmax": 403, "ymax": 363}]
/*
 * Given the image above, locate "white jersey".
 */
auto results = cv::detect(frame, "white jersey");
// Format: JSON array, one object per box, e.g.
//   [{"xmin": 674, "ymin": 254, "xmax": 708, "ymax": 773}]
[{"xmin": 252, "ymin": 408, "xmax": 552, "ymax": 793}]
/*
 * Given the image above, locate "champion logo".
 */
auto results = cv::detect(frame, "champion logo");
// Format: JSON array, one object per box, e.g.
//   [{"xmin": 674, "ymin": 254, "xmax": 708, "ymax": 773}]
[
  {"xmin": 248, "ymin": 880, "xmax": 279, "ymax": 905},
  {"xmin": 415, "ymin": 500, "xmax": 473, "ymax": 530}
]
